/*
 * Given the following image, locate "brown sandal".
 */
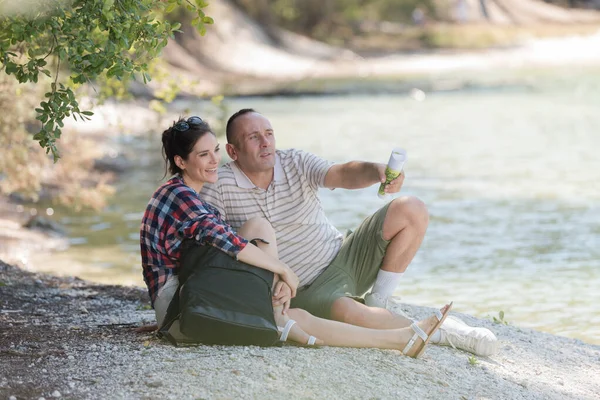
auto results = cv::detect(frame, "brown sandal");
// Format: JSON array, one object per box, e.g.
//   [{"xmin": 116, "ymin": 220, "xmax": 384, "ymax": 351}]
[{"xmin": 402, "ymin": 302, "xmax": 453, "ymax": 358}]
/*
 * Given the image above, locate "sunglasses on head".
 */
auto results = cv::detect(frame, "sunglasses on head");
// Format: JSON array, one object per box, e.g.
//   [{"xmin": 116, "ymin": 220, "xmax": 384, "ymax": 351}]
[{"xmin": 173, "ymin": 116, "xmax": 204, "ymax": 132}]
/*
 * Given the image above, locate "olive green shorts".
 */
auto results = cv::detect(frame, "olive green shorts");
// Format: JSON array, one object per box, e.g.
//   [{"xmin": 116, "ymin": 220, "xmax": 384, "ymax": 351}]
[{"xmin": 290, "ymin": 202, "xmax": 391, "ymax": 319}]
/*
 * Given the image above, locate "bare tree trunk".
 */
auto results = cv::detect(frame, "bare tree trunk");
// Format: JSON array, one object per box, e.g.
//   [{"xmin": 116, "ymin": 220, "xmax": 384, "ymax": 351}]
[
  {"xmin": 490, "ymin": 0, "xmax": 519, "ymax": 23},
  {"xmin": 479, "ymin": 0, "xmax": 490, "ymax": 19}
]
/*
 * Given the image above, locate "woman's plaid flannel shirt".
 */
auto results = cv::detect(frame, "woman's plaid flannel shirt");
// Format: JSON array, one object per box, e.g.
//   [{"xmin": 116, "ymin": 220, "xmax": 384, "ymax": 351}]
[{"xmin": 140, "ymin": 176, "xmax": 248, "ymax": 305}]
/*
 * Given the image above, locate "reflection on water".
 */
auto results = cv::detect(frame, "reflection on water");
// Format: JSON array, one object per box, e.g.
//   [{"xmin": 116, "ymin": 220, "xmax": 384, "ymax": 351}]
[{"xmin": 47, "ymin": 69, "xmax": 600, "ymax": 344}]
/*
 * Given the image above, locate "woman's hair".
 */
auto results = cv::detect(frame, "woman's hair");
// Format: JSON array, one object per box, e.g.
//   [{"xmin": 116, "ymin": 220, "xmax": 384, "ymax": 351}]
[{"xmin": 161, "ymin": 116, "xmax": 214, "ymax": 177}]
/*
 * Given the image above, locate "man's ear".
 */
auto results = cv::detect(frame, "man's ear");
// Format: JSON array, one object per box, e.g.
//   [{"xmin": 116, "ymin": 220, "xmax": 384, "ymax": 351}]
[
  {"xmin": 174, "ymin": 155, "xmax": 185, "ymax": 171},
  {"xmin": 226, "ymin": 143, "xmax": 237, "ymax": 161}
]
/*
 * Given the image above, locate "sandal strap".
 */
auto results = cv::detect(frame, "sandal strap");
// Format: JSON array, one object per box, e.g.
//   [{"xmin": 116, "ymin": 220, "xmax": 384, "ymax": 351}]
[
  {"xmin": 278, "ymin": 319, "xmax": 296, "ymax": 342},
  {"xmin": 402, "ymin": 323, "xmax": 428, "ymax": 355},
  {"xmin": 434, "ymin": 309, "xmax": 443, "ymax": 321},
  {"xmin": 307, "ymin": 336, "xmax": 317, "ymax": 345}
]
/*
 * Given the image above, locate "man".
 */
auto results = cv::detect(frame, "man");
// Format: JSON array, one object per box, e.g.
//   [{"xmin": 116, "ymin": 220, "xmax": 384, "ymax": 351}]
[{"xmin": 200, "ymin": 108, "xmax": 498, "ymax": 356}]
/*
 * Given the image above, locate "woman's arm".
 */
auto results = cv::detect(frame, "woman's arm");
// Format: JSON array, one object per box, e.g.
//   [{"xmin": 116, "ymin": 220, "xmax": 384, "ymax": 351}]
[
  {"xmin": 237, "ymin": 244, "xmax": 299, "ymax": 297},
  {"xmin": 171, "ymin": 187, "xmax": 300, "ymax": 294}
]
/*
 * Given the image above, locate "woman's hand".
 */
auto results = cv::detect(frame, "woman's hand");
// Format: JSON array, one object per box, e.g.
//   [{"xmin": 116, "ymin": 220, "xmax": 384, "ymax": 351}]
[
  {"xmin": 273, "ymin": 280, "xmax": 293, "ymax": 313},
  {"xmin": 279, "ymin": 266, "xmax": 299, "ymax": 298}
]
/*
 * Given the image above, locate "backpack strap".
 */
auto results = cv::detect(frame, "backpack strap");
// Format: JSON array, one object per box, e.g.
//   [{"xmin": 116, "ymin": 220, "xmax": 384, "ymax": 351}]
[{"xmin": 157, "ymin": 241, "xmax": 211, "ymax": 346}]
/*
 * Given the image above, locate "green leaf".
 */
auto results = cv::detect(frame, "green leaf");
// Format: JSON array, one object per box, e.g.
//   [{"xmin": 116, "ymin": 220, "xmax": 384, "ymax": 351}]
[
  {"xmin": 165, "ymin": 3, "xmax": 177, "ymax": 13},
  {"xmin": 81, "ymin": 111, "xmax": 94, "ymax": 116},
  {"xmin": 4, "ymin": 0, "xmax": 212, "ymax": 158}
]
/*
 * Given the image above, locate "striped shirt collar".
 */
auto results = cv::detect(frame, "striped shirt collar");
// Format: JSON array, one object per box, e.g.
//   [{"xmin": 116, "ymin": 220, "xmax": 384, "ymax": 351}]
[{"xmin": 230, "ymin": 152, "xmax": 284, "ymax": 189}]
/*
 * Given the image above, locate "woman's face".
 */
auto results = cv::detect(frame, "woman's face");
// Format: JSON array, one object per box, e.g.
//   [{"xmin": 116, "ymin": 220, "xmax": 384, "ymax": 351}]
[{"xmin": 180, "ymin": 133, "xmax": 221, "ymax": 190}]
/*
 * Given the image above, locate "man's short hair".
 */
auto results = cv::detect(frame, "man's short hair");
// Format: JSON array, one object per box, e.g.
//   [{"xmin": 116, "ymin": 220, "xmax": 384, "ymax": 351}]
[{"xmin": 226, "ymin": 108, "xmax": 256, "ymax": 145}]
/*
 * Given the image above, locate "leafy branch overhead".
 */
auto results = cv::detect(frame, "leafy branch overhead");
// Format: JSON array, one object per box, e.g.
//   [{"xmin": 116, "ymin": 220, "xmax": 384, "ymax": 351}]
[{"xmin": 0, "ymin": 0, "xmax": 213, "ymax": 161}]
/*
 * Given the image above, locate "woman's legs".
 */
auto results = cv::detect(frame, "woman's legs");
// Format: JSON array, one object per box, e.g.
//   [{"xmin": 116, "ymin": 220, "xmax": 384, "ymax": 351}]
[
  {"xmin": 238, "ymin": 217, "xmax": 450, "ymax": 355},
  {"xmin": 237, "ymin": 217, "xmax": 317, "ymax": 344},
  {"xmin": 287, "ymin": 304, "xmax": 452, "ymax": 356}
]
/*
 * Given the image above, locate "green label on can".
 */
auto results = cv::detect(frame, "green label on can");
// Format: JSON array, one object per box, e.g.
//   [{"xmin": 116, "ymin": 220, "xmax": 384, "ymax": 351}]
[{"xmin": 378, "ymin": 167, "xmax": 402, "ymax": 196}]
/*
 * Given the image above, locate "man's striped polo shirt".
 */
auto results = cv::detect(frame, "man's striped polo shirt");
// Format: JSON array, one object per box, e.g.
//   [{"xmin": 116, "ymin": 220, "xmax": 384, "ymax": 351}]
[{"xmin": 200, "ymin": 148, "xmax": 344, "ymax": 287}]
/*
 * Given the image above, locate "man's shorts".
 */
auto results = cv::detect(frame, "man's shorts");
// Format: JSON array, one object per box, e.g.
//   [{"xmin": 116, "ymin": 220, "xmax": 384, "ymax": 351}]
[{"xmin": 290, "ymin": 202, "xmax": 392, "ymax": 319}]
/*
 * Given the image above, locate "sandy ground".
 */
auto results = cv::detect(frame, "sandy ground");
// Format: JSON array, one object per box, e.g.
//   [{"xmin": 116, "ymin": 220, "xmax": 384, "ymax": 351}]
[{"xmin": 1, "ymin": 259, "xmax": 600, "ymax": 400}]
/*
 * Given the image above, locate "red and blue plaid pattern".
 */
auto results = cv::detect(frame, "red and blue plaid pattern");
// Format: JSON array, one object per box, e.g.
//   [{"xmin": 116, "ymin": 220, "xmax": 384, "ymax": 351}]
[{"xmin": 140, "ymin": 176, "xmax": 248, "ymax": 305}]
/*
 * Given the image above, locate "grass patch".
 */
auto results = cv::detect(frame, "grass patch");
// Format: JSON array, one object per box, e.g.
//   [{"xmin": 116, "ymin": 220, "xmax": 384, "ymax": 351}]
[{"xmin": 492, "ymin": 310, "xmax": 509, "ymax": 325}]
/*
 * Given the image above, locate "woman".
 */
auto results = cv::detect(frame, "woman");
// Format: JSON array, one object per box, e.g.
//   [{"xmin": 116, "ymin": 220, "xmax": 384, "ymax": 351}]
[{"xmin": 140, "ymin": 116, "xmax": 452, "ymax": 357}]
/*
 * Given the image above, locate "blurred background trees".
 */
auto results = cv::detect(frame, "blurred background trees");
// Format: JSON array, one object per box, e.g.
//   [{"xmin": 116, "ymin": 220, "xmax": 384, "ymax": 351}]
[{"xmin": 229, "ymin": 0, "xmax": 600, "ymax": 51}]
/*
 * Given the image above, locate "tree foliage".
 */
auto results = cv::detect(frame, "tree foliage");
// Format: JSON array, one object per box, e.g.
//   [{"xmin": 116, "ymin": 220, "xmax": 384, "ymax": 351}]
[
  {"xmin": 0, "ymin": 0, "xmax": 213, "ymax": 161},
  {"xmin": 231, "ymin": 0, "xmax": 438, "ymax": 41}
]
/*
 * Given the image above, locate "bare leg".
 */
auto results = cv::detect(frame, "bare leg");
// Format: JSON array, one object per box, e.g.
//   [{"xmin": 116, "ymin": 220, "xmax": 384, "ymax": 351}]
[
  {"xmin": 237, "ymin": 217, "xmax": 318, "ymax": 344},
  {"xmin": 380, "ymin": 196, "xmax": 429, "ymax": 274},
  {"xmin": 331, "ymin": 197, "xmax": 429, "ymax": 329},
  {"xmin": 287, "ymin": 304, "xmax": 451, "ymax": 356},
  {"xmin": 331, "ymin": 297, "xmax": 412, "ymax": 329}
]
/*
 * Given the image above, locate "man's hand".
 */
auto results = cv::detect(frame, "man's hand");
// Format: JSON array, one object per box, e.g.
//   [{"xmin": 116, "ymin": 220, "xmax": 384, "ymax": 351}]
[
  {"xmin": 272, "ymin": 280, "xmax": 292, "ymax": 313},
  {"xmin": 378, "ymin": 164, "xmax": 405, "ymax": 194}
]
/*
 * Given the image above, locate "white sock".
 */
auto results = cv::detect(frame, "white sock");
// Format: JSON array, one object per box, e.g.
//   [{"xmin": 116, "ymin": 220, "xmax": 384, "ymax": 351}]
[
  {"xmin": 371, "ymin": 269, "xmax": 403, "ymax": 298},
  {"xmin": 430, "ymin": 330, "xmax": 442, "ymax": 343}
]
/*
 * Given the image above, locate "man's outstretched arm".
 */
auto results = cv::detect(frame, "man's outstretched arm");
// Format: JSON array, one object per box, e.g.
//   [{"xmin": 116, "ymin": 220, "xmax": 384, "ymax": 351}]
[{"xmin": 324, "ymin": 161, "xmax": 404, "ymax": 193}]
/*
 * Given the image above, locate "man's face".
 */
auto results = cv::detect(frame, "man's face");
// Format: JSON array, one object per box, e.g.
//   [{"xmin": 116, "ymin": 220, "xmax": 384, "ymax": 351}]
[{"xmin": 227, "ymin": 112, "xmax": 276, "ymax": 173}]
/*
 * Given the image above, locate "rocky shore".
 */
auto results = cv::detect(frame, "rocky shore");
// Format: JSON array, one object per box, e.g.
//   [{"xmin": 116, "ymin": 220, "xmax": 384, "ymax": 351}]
[{"xmin": 1, "ymin": 258, "xmax": 599, "ymax": 400}]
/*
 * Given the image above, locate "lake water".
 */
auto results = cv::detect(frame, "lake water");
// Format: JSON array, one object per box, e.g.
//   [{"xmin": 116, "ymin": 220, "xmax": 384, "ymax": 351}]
[{"xmin": 43, "ymin": 67, "xmax": 600, "ymax": 344}]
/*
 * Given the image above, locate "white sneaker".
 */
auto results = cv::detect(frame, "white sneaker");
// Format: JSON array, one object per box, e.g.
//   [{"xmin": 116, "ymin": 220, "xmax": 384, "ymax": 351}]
[
  {"xmin": 438, "ymin": 316, "xmax": 499, "ymax": 357},
  {"xmin": 364, "ymin": 292, "xmax": 413, "ymax": 321}
]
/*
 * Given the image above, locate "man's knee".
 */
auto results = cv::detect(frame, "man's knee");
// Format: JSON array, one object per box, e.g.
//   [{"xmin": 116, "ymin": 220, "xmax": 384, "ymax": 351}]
[
  {"xmin": 384, "ymin": 196, "xmax": 429, "ymax": 238},
  {"xmin": 330, "ymin": 297, "xmax": 368, "ymax": 325},
  {"xmin": 239, "ymin": 217, "xmax": 276, "ymax": 242}
]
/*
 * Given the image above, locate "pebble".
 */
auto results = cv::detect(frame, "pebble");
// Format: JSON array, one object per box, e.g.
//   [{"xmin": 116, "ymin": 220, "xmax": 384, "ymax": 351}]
[
  {"xmin": 9, "ymin": 396, "xmax": 16, "ymax": 400},
  {"xmin": 52, "ymin": 391, "xmax": 62, "ymax": 398}
]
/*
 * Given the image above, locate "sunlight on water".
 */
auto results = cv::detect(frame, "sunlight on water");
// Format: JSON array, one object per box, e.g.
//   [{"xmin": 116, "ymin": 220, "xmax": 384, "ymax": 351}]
[{"xmin": 48, "ymin": 69, "xmax": 600, "ymax": 344}]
